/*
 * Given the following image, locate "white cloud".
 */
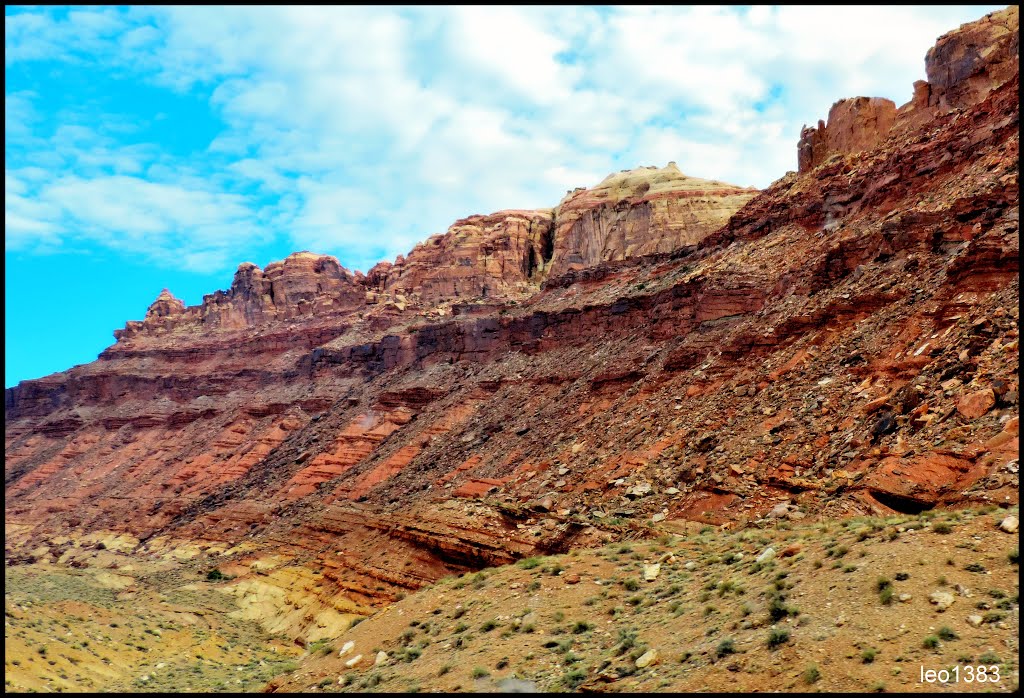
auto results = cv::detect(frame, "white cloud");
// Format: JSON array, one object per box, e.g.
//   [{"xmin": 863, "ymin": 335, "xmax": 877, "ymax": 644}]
[
  {"xmin": 5, "ymin": 4, "xmax": 1006, "ymax": 275},
  {"xmin": 7, "ymin": 170, "xmax": 267, "ymax": 272}
]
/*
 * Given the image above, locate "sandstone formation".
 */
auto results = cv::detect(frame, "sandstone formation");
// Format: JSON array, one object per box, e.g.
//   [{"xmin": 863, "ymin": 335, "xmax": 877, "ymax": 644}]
[
  {"xmin": 924, "ymin": 4, "xmax": 1019, "ymax": 112},
  {"xmin": 797, "ymin": 97, "xmax": 897, "ymax": 173},
  {"xmin": 115, "ymin": 251, "xmax": 366, "ymax": 340},
  {"xmin": 364, "ymin": 209, "xmax": 556, "ymax": 305},
  {"xmin": 800, "ymin": 6, "xmax": 1018, "ymax": 172},
  {"xmin": 113, "ymin": 169, "xmax": 754, "ymax": 345},
  {"xmin": 547, "ymin": 163, "xmax": 756, "ymax": 277},
  {"xmin": 5, "ymin": 6, "xmax": 1019, "ymax": 650}
]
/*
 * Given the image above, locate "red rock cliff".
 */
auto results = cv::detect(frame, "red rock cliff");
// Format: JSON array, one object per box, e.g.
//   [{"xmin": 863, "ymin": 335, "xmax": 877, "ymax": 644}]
[
  {"xmin": 800, "ymin": 6, "xmax": 1018, "ymax": 172},
  {"xmin": 364, "ymin": 209, "xmax": 555, "ymax": 306},
  {"xmin": 5, "ymin": 5, "xmax": 1018, "ymax": 644},
  {"xmin": 798, "ymin": 97, "xmax": 897, "ymax": 174}
]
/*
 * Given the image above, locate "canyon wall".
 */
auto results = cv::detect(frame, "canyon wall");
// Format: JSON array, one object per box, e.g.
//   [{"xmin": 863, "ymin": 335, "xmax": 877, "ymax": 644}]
[{"xmin": 5, "ymin": 6, "xmax": 1019, "ymax": 646}]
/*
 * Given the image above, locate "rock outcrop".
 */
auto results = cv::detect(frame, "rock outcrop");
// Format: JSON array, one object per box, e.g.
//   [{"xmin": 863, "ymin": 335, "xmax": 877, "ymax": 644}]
[
  {"xmin": 114, "ymin": 252, "xmax": 366, "ymax": 340},
  {"xmin": 547, "ymin": 163, "xmax": 757, "ymax": 277},
  {"xmin": 112, "ymin": 169, "xmax": 755, "ymax": 343},
  {"xmin": 924, "ymin": 5, "xmax": 1019, "ymax": 112},
  {"xmin": 797, "ymin": 97, "xmax": 897, "ymax": 173},
  {"xmin": 364, "ymin": 209, "xmax": 555, "ymax": 305},
  {"xmin": 800, "ymin": 6, "xmax": 1018, "ymax": 171}
]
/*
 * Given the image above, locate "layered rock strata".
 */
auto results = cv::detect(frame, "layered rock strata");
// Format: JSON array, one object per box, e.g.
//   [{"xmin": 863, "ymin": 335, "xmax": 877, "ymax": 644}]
[
  {"xmin": 547, "ymin": 163, "xmax": 756, "ymax": 277},
  {"xmin": 5, "ymin": 6, "xmax": 1019, "ymax": 646}
]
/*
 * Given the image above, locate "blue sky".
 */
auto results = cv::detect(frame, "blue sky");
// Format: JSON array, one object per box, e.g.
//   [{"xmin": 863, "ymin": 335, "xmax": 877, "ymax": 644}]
[{"xmin": 4, "ymin": 5, "xmax": 1003, "ymax": 387}]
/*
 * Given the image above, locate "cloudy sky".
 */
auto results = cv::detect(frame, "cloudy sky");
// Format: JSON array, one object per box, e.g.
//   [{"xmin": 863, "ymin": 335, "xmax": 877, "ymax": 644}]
[{"xmin": 4, "ymin": 5, "xmax": 1003, "ymax": 386}]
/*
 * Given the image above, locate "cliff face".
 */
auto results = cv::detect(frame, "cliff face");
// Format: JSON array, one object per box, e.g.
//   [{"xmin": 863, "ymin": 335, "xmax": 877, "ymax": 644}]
[
  {"xmin": 548, "ymin": 163, "xmax": 757, "ymax": 278},
  {"xmin": 5, "ymin": 6, "xmax": 1019, "ymax": 646},
  {"xmin": 799, "ymin": 5, "xmax": 1019, "ymax": 172},
  {"xmin": 924, "ymin": 4, "xmax": 1019, "ymax": 112},
  {"xmin": 364, "ymin": 209, "xmax": 556, "ymax": 306},
  {"xmin": 108, "ymin": 168, "xmax": 754, "ymax": 346},
  {"xmin": 114, "ymin": 252, "xmax": 367, "ymax": 341},
  {"xmin": 797, "ymin": 97, "xmax": 897, "ymax": 174}
]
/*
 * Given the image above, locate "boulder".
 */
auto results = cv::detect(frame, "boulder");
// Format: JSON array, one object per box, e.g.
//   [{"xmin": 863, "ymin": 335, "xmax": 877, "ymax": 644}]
[
  {"xmin": 929, "ymin": 591, "xmax": 955, "ymax": 612},
  {"xmin": 635, "ymin": 648, "xmax": 659, "ymax": 668}
]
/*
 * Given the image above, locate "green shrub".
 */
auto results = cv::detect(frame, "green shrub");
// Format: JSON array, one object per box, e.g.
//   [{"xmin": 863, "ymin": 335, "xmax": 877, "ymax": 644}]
[
  {"xmin": 862, "ymin": 648, "xmax": 877, "ymax": 663},
  {"xmin": 716, "ymin": 639, "xmax": 736, "ymax": 658},
  {"xmin": 937, "ymin": 626, "xmax": 957, "ymax": 641},
  {"xmin": 922, "ymin": 635, "xmax": 940, "ymax": 649},
  {"xmin": 562, "ymin": 668, "xmax": 587, "ymax": 688},
  {"xmin": 803, "ymin": 664, "xmax": 821, "ymax": 684},
  {"xmin": 767, "ymin": 628, "xmax": 790, "ymax": 649},
  {"xmin": 471, "ymin": 667, "xmax": 489, "ymax": 679},
  {"xmin": 615, "ymin": 629, "xmax": 637, "ymax": 655}
]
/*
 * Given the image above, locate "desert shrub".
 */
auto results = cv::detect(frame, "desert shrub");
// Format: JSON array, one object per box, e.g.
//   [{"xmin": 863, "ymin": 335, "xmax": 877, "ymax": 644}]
[
  {"xmin": 767, "ymin": 628, "xmax": 790, "ymax": 649},
  {"xmin": 803, "ymin": 664, "xmax": 821, "ymax": 684}
]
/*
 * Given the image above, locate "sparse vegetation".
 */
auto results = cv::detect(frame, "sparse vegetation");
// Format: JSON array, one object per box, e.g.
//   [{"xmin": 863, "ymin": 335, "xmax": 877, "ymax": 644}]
[
  {"xmin": 803, "ymin": 664, "xmax": 821, "ymax": 684},
  {"xmin": 767, "ymin": 627, "xmax": 790, "ymax": 649}
]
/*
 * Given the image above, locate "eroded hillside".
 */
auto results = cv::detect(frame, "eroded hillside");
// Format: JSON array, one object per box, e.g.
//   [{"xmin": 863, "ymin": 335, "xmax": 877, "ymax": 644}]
[{"xmin": 4, "ymin": 6, "xmax": 1020, "ymax": 692}]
